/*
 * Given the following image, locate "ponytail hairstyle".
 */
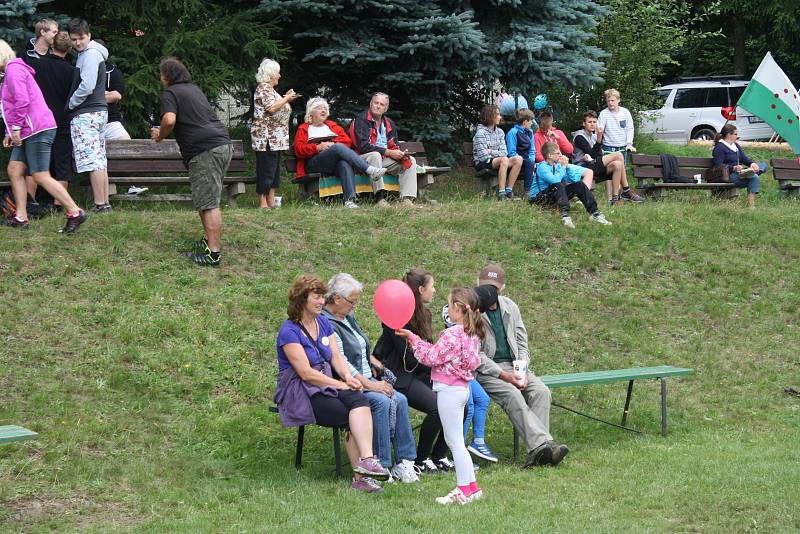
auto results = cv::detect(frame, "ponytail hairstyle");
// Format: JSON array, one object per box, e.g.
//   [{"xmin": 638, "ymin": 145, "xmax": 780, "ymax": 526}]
[
  {"xmin": 449, "ymin": 287, "xmax": 486, "ymax": 340},
  {"xmin": 714, "ymin": 124, "xmax": 737, "ymax": 145},
  {"xmin": 403, "ymin": 268, "xmax": 433, "ymax": 341}
]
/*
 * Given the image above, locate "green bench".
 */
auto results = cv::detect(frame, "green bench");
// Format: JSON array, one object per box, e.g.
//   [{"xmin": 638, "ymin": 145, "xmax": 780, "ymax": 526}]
[
  {"xmin": 511, "ymin": 365, "xmax": 694, "ymax": 458},
  {"xmin": 0, "ymin": 425, "xmax": 38, "ymax": 444}
]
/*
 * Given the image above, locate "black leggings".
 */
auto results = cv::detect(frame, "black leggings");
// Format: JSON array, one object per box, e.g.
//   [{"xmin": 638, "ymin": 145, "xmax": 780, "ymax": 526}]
[
  {"xmin": 531, "ymin": 181, "xmax": 598, "ymax": 215},
  {"xmin": 255, "ymin": 146, "xmax": 281, "ymax": 194},
  {"xmin": 309, "ymin": 390, "xmax": 370, "ymax": 427},
  {"xmin": 398, "ymin": 376, "xmax": 449, "ymax": 461}
]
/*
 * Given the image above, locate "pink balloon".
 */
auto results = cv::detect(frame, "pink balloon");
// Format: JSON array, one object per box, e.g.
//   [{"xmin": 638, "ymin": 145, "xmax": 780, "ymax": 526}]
[{"xmin": 373, "ymin": 279, "xmax": 415, "ymax": 330}]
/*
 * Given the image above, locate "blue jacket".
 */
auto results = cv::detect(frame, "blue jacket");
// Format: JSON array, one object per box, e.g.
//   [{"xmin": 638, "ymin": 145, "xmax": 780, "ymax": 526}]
[
  {"xmin": 531, "ymin": 161, "xmax": 583, "ymax": 197},
  {"xmin": 506, "ymin": 124, "xmax": 535, "ymax": 161},
  {"xmin": 712, "ymin": 142, "xmax": 753, "ymax": 174}
]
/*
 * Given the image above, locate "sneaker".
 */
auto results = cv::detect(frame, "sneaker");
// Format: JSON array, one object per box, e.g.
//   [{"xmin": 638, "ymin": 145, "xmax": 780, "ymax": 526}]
[
  {"xmin": 367, "ymin": 166, "xmax": 387, "ymax": 182},
  {"xmin": 400, "ymin": 197, "xmax": 418, "ymax": 207},
  {"xmin": 468, "ymin": 442, "xmax": 498, "ymax": 463},
  {"xmin": 548, "ymin": 442, "xmax": 570, "ymax": 467},
  {"xmin": 609, "ymin": 197, "xmax": 625, "ymax": 206},
  {"xmin": 468, "ymin": 489, "xmax": 484, "ymax": 502},
  {"xmin": 60, "ymin": 210, "xmax": 88, "ymax": 234},
  {"xmin": 354, "ymin": 457, "xmax": 390, "ymax": 481},
  {"xmin": 436, "ymin": 488, "xmax": 469, "ymax": 505},
  {"xmin": 4, "ymin": 216, "xmax": 29, "ymax": 229},
  {"xmin": 92, "ymin": 203, "xmax": 113, "ymax": 214},
  {"xmin": 523, "ymin": 443, "xmax": 553, "ymax": 468},
  {"xmin": 413, "ymin": 457, "xmax": 439, "ymax": 475},
  {"xmin": 390, "ymin": 459, "xmax": 420, "ymax": 483},
  {"xmin": 186, "ymin": 251, "xmax": 220, "ymax": 268},
  {"xmin": 351, "ymin": 477, "xmax": 383, "ymax": 493},
  {"xmin": 344, "ymin": 200, "xmax": 360, "ymax": 209},
  {"xmin": 620, "ymin": 188, "xmax": 644, "ymax": 202},
  {"xmin": 589, "ymin": 212, "xmax": 612, "ymax": 225},
  {"xmin": 127, "ymin": 186, "xmax": 149, "ymax": 195},
  {"xmin": 375, "ymin": 198, "xmax": 389, "ymax": 207},
  {"xmin": 562, "ymin": 215, "xmax": 576, "ymax": 229},
  {"xmin": 496, "ymin": 191, "xmax": 509, "ymax": 201},
  {"xmin": 434, "ymin": 457, "xmax": 455, "ymax": 472}
]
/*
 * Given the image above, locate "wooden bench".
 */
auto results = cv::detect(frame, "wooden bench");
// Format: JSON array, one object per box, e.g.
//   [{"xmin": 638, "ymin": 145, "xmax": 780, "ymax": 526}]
[
  {"xmin": 0, "ymin": 424, "xmax": 38, "ymax": 444},
  {"xmin": 462, "ymin": 142, "xmax": 499, "ymax": 194},
  {"xmin": 269, "ymin": 405, "xmax": 345, "ymax": 477},
  {"xmin": 287, "ymin": 141, "xmax": 449, "ymax": 200},
  {"xmin": 97, "ymin": 139, "xmax": 255, "ymax": 208},
  {"xmin": 631, "ymin": 154, "xmax": 739, "ymax": 199},
  {"xmin": 770, "ymin": 158, "xmax": 800, "ymax": 196},
  {"xmin": 511, "ymin": 365, "xmax": 694, "ymax": 458}
]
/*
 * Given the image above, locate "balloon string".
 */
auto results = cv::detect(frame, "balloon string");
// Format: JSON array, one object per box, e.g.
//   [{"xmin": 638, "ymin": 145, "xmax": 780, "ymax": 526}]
[{"xmin": 402, "ymin": 339, "xmax": 419, "ymax": 374}]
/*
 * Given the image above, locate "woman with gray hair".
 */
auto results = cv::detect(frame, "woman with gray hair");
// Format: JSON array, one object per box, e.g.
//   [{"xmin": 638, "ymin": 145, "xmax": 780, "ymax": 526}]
[
  {"xmin": 293, "ymin": 97, "xmax": 385, "ymax": 209},
  {"xmin": 251, "ymin": 58, "xmax": 298, "ymax": 209},
  {"xmin": 322, "ymin": 273, "xmax": 420, "ymax": 483}
]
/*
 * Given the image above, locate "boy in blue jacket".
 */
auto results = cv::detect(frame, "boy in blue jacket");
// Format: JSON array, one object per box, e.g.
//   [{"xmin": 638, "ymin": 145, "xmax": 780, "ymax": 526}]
[
  {"xmin": 531, "ymin": 141, "xmax": 611, "ymax": 228},
  {"xmin": 505, "ymin": 108, "xmax": 537, "ymax": 197}
]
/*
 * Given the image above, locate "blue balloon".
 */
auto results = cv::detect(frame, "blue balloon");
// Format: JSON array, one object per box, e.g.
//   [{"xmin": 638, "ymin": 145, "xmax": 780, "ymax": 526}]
[
  {"xmin": 499, "ymin": 93, "xmax": 529, "ymax": 116},
  {"xmin": 533, "ymin": 93, "xmax": 548, "ymax": 110}
]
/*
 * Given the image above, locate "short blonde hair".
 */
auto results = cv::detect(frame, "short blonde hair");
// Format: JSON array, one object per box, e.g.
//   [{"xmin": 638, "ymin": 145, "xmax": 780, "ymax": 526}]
[
  {"xmin": 0, "ymin": 39, "xmax": 16, "ymax": 68},
  {"xmin": 604, "ymin": 88, "xmax": 620, "ymax": 100},
  {"xmin": 304, "ymin": 97, "xmax": 329, "ymax": 123},
  {"xmin": 35, "ymin": 19, "xmax": 58, "ymax": 37},
  {"xmin": 255, "ymin": 58, "xmax": 280, "ymax": 84}
]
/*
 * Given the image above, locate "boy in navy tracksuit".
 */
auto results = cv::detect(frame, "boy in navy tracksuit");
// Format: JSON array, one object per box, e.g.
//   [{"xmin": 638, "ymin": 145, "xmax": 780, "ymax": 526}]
[{"xmin": 505, "ymin": 108, "xmax": 537, "ymax": 197}]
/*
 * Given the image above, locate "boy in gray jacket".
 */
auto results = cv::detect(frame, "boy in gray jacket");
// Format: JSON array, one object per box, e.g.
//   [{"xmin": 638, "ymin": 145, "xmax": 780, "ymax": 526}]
[{"xmin": 67, "ymin": 18, "xmax": 111, "ymax": 213}]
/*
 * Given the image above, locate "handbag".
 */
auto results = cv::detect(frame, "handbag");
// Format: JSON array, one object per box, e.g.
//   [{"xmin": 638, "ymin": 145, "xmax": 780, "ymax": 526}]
[{"xmin": 704, "ymin": 164, "xmax": 730, "ymax": 183}]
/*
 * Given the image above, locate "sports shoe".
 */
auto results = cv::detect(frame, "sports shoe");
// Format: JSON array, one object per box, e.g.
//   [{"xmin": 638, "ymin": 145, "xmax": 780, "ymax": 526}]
[
  {"xmin": 351, "ymin": 477, "xmax": 383, "ymax": 493},
  {"xmin": 548, "ymin": 442, "xmax": 570, "ymax": 466},
  {"xmin": 434, "ymin": 457, "xmax": 455, "ymax": 472},
  {"xmin": 4, "ymin": 216, "xmax": 29, "ymax": 229},
  {"xmin": 92, "ymin": 203, "xmax": 113, "ymax": 214},
  {"xmin": 190, "ymin": 238, "xmax": 210, "ymax": 254},
  {"xmin": 468, "ymin": 489, "xmax": 484, "ymax": 502},
  {"xmin": 413, "ymin": 457, "xmax": 439, "ymax": 475},
  {"xmin": 468, "ymin": 441, "xmax": 498, "ymax": 463},
  {"xmin": 60, "ymin": 210, "xmax": 88, "ymax": 234},
  {"xmin": 620, "ymin": 188, "xmax": 644, "ymax": 202},
  {"xmin": 589, "ymin": 211, "xmax": 612, "ymax": 225},
  {"xmin": 562, "ymin": 215, "xmax": 576, "ymax": 229},
  {"xmin": 127, "ymin": 186, "xmax": 149, "ymax": 195},
  {"xmin": 523, "ymin": 443, "xmax": 553, "ymax": 468},
  {"xmin": 367, "ymin": 166, "xmax": 387, "ymax": 182},
  {"xmin": 390, "ymin": 459, "xmax": 420, "ymax": 483},
  {"xmin": 609, "ymin": 197, "xmax": 625, "ymax": 206},
  {"xmin": 186, "ymin": 250, "xmax": 220, "ymax": 268},
  {"xmin": 400, "ymin": 197, "xmax": 418, "ymax": 207},
  {"xmin": 344, "ymin": 200, "xmax": 360, "ymax": 209},
  {"xmin": 375, "ymin": 198, "xmax": 389, "ymax": 207},
  {"xmin": 436, "ymin": 488, "xmax": 469, "ymax": 505},
  {"xmin": 496, "ymin": 191, "xmax": 509, "ymax": 201},
  {"xmin": 354, "ymin": 457, "xmax": 390, "ymax": 480}
]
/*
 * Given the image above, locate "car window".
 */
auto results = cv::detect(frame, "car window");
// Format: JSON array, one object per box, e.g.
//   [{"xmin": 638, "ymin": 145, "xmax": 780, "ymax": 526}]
[
  {"xmin": 729, "ymin": 86, "xmax": 746, "ymax": 103},
  {"xmin": 705, "ymin": 87, "xmax": 729, "ymax": 107},
  {"xmin": 673, "ymin": 88, "xmax": 706, "ymax": 109},
  {"xmin": 654, "ymin": 89, "xmax": 671, "ymax": 107}
]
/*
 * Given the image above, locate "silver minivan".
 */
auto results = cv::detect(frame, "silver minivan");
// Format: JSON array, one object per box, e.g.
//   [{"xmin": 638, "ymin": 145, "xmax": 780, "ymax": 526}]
[{"xmin": 639, "ymin": 79, "xmax": 775, "ymax": 144}]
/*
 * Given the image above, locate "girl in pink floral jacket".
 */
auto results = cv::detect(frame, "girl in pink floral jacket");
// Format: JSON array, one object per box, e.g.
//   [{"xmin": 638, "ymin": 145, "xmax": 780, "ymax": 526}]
[{"xmin": 397, "ymin": 287, "xmax": 486, "ymax": 505}]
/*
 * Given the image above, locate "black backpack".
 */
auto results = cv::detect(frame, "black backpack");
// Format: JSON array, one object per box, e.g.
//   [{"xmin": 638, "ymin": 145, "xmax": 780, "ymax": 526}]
[{"xmin": 0, "ymin": 188, "xmax": 44, "ymax": 220}]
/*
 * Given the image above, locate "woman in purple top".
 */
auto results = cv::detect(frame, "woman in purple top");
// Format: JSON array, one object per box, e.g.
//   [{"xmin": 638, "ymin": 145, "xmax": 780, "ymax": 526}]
[
  {"xmin": 0, "ymin": 39, "xmax": 87, "ymax": 233},
  {"xmin": 275, "ymin": 275, "xmax": 390, "ymax": 492}
]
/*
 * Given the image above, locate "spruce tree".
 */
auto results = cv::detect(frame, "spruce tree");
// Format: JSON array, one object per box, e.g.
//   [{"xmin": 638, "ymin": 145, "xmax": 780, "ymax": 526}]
[{"xmin": 0, "ymin": 0, "xmax": 40, "ymax": 46}]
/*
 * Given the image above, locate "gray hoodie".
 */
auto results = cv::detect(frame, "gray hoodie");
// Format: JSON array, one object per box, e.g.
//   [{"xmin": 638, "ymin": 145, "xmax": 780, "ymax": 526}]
[{"xmin": 67, "ymin": 40, "xmax": 108, "ymax": 118}]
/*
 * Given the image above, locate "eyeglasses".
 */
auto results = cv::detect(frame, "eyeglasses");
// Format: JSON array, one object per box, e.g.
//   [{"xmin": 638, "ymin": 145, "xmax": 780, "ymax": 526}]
[{"xmin": 341, "ymin": 295, "xmax": 358, "ymax": 307}]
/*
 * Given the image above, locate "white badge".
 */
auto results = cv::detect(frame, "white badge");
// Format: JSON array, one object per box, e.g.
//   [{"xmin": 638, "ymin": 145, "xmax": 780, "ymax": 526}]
[{"xmin": 321, "ymin": 336, "xmax": 330, "ymax": 346}]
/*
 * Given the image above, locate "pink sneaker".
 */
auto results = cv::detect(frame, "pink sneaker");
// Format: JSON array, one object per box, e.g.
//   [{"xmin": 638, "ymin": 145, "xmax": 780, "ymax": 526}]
[
  {"xmin": 436, "ymin": 488, "xmax": 469, "ymax": 505},
  {"xmin": 354, "ymin": 457, "xmax": 390, "ymax": 480},
  {"xmin": 351, "ymin": 477, "xmax": 383, "ymax": 493}
]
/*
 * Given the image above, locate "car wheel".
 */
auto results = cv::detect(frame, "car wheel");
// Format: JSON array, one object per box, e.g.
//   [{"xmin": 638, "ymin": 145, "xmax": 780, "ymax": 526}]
[{"xmin": 692, "ymin": 127, "xmax": 716, "ymax": 141}]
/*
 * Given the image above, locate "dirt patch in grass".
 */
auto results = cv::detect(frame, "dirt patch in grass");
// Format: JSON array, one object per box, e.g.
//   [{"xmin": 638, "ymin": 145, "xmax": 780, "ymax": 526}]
[{"xmin": 7, "ymin": 494, "xmax": 137, "ymax": 529}]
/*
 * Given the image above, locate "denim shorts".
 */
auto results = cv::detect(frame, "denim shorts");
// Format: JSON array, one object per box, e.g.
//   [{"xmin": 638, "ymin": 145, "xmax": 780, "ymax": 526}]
[{"xmin": 10, "ymin": 129, "xmax": 56, "ymax": 174}]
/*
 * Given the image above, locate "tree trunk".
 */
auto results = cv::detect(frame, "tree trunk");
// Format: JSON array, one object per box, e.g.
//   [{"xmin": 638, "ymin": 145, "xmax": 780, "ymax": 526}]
[{"xmin": 732, "ymin": 16, "xmax": 747, "ymax": 76}]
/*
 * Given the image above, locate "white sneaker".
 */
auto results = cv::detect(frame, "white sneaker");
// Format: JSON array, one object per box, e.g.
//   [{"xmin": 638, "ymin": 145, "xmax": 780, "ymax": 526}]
[
  {"xmin": 436, "ymin": 488, "xmax": 469, "ymax": 505},
  {"xmin": 375, "ymin": 198, "xmax": 389, "ymax": 207},
  {"xmin": 562, "ymin": 216, "xmax": 576, "ymax": 229},
  {"xmin": 589, "ymin": 212, "xmax": 612, "ymax": 225},
  {"xmin": 390, "ymin": 459, "xmax": 420, "ymax": 483},
  {"xmin": 367, "ymin": 166, "xmax": 387, "ymax": 182},
  {"xmin": 127, "ymin": 186, "xmax": 149, "ymax": 195},
  {"xmin": 468, "ymin": 489, "xmax": 484, "ymax": 502},
  {"xmin": 344, "ymin": 200, "xmax": 360, "ymax": 209}
]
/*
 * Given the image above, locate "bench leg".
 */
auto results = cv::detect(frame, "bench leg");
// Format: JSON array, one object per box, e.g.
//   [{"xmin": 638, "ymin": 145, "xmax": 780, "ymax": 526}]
[
  {"xmin": 660, "ymin": 378, "xmax": 667, "ymax": 437},
  {"xmin": 295, "ymin": 426, "xmax": 305, "ymax": 469},
  {"xmin": 333, "ymin": 427, "xmax": 343, "ymax": 478},
  {"xmin": 224, "ymin": 182, "xmax": 246, "ymax": 208},
  {"xmin": 621, "ymin": 380, "xmax": 634, "ymax": 427},
  {"xmin": 711, "ymin": 188, "xmax": 738, "ymax": 199},
  {"xmin": 513, "ymin": 428, "xmax": 519, "ymax": 460}
]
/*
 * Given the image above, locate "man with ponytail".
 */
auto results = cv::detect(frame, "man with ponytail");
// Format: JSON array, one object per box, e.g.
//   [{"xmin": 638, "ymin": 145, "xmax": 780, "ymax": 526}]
[{"xmin": 473, "ymin": 264, "xmax": 570, "ymax": 468}]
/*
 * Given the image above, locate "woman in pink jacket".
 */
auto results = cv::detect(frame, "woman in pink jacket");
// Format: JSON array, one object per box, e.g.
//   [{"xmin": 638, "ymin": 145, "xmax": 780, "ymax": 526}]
[{"xmin": 1, "ymin": 39, "xmax": 86, "ymax": 232}]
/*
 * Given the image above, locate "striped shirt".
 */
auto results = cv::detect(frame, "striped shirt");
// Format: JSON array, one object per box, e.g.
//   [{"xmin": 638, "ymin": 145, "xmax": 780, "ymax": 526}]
[{"xmin": 598, "ymin": 107, "xmax": 634, "ymax": 147}]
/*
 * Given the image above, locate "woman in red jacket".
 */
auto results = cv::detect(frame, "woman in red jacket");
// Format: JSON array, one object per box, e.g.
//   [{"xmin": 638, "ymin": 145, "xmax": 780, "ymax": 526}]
[{"xmin": 294, "ymin": 97, "xmax": 385, "ymax": 208}]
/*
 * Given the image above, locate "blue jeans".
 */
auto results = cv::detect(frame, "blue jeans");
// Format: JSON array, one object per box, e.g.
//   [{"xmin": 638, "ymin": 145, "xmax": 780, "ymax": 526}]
[
  {"xmin": 366, "ymin": 383, "xmax": 417, "ymax": 468},
  {"xmin": 463, "ymin": 379, "xmax": 490, "ymax": 441},
  {"xmin": 730, "ymin": 161, "xmax": 766, "ymax": 194},
  {"xmin": 305, "ymin": 143, "xmax": 369, "ymax": 201}
]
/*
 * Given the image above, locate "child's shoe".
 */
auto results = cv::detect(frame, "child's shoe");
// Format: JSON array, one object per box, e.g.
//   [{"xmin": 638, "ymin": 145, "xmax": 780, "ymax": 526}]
[
  {"xmin": 413, "ymin": 457, "xmax": 439, "ymax": 475},
  {"xmin": 589, "ymin": 211, "xmax": 612, "ymax": 225},
  {"xmin": 468, "ymin": 441, "xmax": 498, "ymax": 463},
  {"xmin": 468, "ymin": 489, "xmax": 484, "ymax": 502},
  {"xmin": 434, "ymin": 457, "xmax": 455, "ymax": 471},
  {"xmin": 562, "ymin": 215, "xmax": 576, "ymax": 229},
  {"xmin": 436, "ymin": 488, "xmax": 469, "ymax": 505}
]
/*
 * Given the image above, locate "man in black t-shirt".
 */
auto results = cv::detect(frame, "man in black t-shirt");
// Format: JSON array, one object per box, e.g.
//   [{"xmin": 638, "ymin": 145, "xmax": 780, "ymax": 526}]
[{"xmin": 151, "ymin": 57, "xmax": 232, "ymax": 267}]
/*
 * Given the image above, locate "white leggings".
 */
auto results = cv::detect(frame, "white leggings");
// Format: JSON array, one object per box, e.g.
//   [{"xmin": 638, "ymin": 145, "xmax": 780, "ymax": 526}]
[{"xmin": 434, "ymin": 382, "xmax": 476, "ymax": 487}]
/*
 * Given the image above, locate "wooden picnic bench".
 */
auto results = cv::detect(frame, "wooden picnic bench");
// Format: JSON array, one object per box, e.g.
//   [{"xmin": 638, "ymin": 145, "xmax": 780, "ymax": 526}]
[
  {"xmin": 462, "ymin": 142, "xmax": 500, "ymax": 194},
  {"xmin": 631, "ymin": 154, "xmax": 739, "ymax": 199},
  {"xmin": 286, "ymin": 141, "xmax": 449, "ymax": 201},
  {"xmin": 0, "ymin": 424, "xmax": 38, "ymax": 444},
  {"xmin": 511, "ymin": 365, "xmax": 695, "ymax": 458},
  {"xmin": 770, "ymin": 157, "xmax": 800, "ymax": 196},
  {"xmin": 95, "ymin": 139, "xmax": 255, "ymax": 208}
]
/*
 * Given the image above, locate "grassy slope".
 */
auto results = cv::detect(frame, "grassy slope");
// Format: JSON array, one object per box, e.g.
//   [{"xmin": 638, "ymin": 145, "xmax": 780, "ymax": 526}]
[{"xmin": 1, "ymin": 140, "xmax": 800, "ymax": 533}]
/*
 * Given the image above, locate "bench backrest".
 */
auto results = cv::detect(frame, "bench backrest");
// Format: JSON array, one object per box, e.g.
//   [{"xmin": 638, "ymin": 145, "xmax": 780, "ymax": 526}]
[
  {"xmin": 770, "ymin": 158, "xmax": 800, "ymax": 180},
  {"xmin": 106, "ymin": 140, "xmax": 247, "ymax": 174},
  {"xmin": 631, "ymin": 153, "xmax": 713, "ymax": 180}
]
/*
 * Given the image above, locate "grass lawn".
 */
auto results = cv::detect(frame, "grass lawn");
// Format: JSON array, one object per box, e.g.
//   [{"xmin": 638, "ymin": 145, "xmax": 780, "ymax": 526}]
[{"xmin": 2, "ymin": 139, "xmax": 800, "ymax": 532}]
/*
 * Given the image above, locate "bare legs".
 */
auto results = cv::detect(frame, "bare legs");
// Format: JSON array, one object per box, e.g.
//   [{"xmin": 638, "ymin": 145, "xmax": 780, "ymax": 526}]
[
  {"xmin": 344, "ymin": 406, "xmax": 376, "ymax": 481},
  {"xmin": 199, "ymin": 208, "xmax": 222, "ymax": 252},
  {"xmin": 7, "ymin": 162, "xmax": 80, "ymax": 220},
  {"xmin": 492, "ymin": 155, "xmax": 523, "ymax": 191}
]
